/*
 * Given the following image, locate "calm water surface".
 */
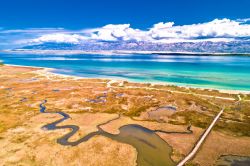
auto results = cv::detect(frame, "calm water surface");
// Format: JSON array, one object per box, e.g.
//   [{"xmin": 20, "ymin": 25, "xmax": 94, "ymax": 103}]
[{"xmin": 1, "ymin": 53, "xmax": 250, "ymax": 90}]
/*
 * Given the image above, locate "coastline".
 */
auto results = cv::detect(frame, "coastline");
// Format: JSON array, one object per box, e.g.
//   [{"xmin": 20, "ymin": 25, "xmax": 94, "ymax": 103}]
[
  {"xmin": 2, "ymin": 49, "xmax": 250, "ymax": 56},
  {"xmin": 4, "ymin": 63, "xmax": 250, "ymax": 95},
  {"xmin": 1, "ymin": 62, "xmax": 250, "ymax": 166}
]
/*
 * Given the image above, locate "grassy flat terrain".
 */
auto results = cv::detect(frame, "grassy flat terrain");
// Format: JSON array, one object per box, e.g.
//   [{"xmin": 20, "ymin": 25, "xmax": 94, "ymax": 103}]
[{"xmin": 0, "ymin": 65, "xmax": 249, "ymax": 166}]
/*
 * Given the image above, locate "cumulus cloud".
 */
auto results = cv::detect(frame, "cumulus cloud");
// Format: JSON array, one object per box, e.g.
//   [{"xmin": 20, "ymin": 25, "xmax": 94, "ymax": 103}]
[
  {"xmin": 149, "ymin": 18, "xmax": 250, "ymax": 40},
  {"xmin": 1, "ymin": 18, "xmax": 250, "ymax": 48},
  {"xmin": 79, "ymin": 18, "xmax": 250, "ymax": 43},
  {"xmin": 87, "ymin": 24, "xmax": 150, "ymax": 41}
]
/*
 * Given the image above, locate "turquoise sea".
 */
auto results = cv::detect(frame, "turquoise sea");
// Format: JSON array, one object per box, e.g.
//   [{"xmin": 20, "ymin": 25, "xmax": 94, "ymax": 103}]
[{"xmin": 1, "ymin": 53, "xmax": 250, "ymax": 91}]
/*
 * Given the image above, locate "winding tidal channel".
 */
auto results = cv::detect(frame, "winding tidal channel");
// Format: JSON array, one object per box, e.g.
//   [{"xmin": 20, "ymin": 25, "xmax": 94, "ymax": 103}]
[{"xmin": 40, "ymin": 100, "xmax": 193, "ymax": 166}]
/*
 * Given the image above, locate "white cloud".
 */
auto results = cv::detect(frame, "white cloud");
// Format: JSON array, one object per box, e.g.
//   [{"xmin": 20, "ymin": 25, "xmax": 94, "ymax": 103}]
[
  {"xmin": 236, "ymin": 18, "xmax": 250, "ymax": 23},
  {"xmin": 2, "ymin": 18, "xmax": 250, "ymax": 47},
  {"xmin": 0, "ymin": 28, "xmax": 67, "ymax": 34},
  {"xmin": 86, "ymin": 18, "xmax": 250, "ymax": 43},
  {"xmin": 88, "ymin": 24, "xmax": 150, "ymax": 41},
  {"xmin": 149, "ymin": 18, "xmax": 250, "ymax": 40}
]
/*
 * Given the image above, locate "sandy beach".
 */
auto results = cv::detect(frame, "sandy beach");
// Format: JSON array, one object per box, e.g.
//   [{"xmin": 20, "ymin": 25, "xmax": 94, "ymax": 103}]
[{"xmin": 5, "ymin": 64, "xmax": 250, "ymax": 95}]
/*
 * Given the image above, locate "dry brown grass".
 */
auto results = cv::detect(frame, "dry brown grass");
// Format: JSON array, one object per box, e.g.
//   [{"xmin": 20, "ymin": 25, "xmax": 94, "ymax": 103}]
[
  {"xmin": 0, "ymin": 65, "xmax": 250, "ymax": 166},
  {"xmin": 0, "ymin": 113, "xmax": 137, "ymax": 166},
  {"xmin": 192, "ymin": 131, "xmax": 250, "ymax": 166}
]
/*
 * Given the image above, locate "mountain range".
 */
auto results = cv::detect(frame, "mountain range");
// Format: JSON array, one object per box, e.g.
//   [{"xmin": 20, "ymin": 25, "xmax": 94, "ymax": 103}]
[{"xmin": 20, "ymin": 40, "xmax": 250, "ymax": 53}]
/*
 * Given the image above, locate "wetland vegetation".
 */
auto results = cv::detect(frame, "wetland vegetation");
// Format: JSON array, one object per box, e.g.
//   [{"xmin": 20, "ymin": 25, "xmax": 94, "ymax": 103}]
[{"xmin": 0, "ymin": 65, "xmax": 250, "ymax": 166}]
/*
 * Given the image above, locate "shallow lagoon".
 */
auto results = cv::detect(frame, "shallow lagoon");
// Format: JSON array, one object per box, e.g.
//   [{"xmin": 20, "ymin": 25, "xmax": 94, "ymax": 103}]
[{"xmin": 1, "ymin": 53, "xmax": 250, "ymax": 90}]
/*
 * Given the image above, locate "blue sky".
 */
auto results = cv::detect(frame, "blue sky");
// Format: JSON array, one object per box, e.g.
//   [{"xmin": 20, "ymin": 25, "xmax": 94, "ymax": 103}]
[
  {"xmin": 0, "ymin": 0, "xmax": 250, "ymax": 50},
  {"xmin": 0, "ymin": 0, "xmax": 250, "ymax": 29}
]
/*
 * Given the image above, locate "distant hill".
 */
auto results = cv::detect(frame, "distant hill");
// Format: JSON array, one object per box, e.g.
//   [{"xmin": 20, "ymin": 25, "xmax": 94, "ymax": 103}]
[{"xmin": 20, "ymin": 40, "xmax": 250, "ymax": 53}]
